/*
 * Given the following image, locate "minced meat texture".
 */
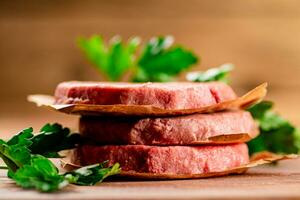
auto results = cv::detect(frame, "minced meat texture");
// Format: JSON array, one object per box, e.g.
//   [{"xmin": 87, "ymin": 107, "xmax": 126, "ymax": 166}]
[
  {"xmin": 72, "ymin": 144, "xmax": 249, "ymax": 175},
  {"xmin": 79, "ymin": 111, "xmax": 258, "ymax": 145},
  {"xmin": 54, "ymin": 81, "xmax": 237, "ymax": 110}
]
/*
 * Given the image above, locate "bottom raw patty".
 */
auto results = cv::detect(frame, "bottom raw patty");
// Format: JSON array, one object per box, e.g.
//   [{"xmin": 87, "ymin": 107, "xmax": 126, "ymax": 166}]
[{"xmin": 71, "ymin": 144, "xmax": 249, "ymax": 175}]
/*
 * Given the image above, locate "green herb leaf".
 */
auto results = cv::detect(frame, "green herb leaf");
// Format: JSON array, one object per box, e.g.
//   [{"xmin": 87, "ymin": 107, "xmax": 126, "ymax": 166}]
[
  {"xmin": 247, "ymin": 101, "xmax": 273, "ymax": 119},
  {"xmin": 0, "ymin": 123, "xmax": 80, "ymax": 175},
  {"xmin": 186, "ymin": 63, "xmax": 233, "ymax": 83},
  {"xmin": 12, "ymin": 155, "xmax": 68, "ymax": 192},
  {"xmin": 247, "ymin": 101, "xmax": 300, "ymax": 155},
  {"xmin": 64, "ymin": 162, "xmax": 121, "ymax": 186},
  {"xmin": 78, "ymin": 35, "xmax": 140, "ymax": 81},
  {"xmin": 29, "ymin": 123, "xmax": 81, "ymax": 158},
  {"xmin": 7, "ymin": 128, "xmax": 34, "ymax": 147},
  {"xmin": 134, "ymin": 36, "xmax": 198, "ymax": 82},
  {"xmin": 0, "ymin": 144, "xmax": 32, "ymax": 173},
  {"xmin": 0, "ymin": 128, "xmax": 33, "ymax": 172}
]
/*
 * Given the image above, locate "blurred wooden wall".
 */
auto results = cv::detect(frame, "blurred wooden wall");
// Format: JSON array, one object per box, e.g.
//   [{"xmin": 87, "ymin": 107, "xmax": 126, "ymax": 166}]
[{"xmin": 0, "ymin": 0, "xmax": 300, "ymax": 115}]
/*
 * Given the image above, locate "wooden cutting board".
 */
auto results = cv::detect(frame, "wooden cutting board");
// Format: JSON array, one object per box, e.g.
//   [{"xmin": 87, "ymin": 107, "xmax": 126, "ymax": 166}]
[{"xmin": 1, "ymin": 158, "xmax": 300, "ymax": 200}]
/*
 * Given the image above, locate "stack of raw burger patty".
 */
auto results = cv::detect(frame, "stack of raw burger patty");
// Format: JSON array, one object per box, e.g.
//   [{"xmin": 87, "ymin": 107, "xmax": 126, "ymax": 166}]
[{"xmin": 55, "ymin": 81, "xmax": 258, "ymax": 176}]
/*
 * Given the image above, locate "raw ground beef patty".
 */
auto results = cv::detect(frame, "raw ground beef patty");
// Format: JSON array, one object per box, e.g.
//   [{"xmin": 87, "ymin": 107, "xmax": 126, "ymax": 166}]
[
  {"xmin": 71, "ymin": 144, "xmax": 249, "ymax": 174},
  {"xmin": 54, "ymin": 81, "xmax": 237, "ymax": 109},
  {"xmin": 79, "ymin": 111, "xmax": 258, "ymax": 145}
]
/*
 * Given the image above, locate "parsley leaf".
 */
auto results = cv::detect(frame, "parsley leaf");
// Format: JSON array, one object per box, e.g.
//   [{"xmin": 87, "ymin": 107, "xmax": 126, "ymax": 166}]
[
  {"xmin": 247, "ymin": 101, "xmax": 273, "ymax": 119},
  {"xmin": 0, "ymin": 128, "xmax": 33, "ymax": 172},
  {"xmin": 64, "ymin": 162, "xmax": 121, "ymax": 186},
  {"xmin": 134, "ymin": 36, "xmax": 198, "ymax": 82},
  {"xmin": 78, "ymin": 35, "xmax": 140, "ymax": 81},
  {"xmin": 186, "ymin": 63, "xmax": 233, "ymax": 83},
  {"xmin": 7, "ymin": 127, "xmax": 34, "ymax": 147},
  {"xmin": 247, "ymin": 101, "xmax": 300, "ymax": 155},
  {"xmin": 29, "ymin": 123, "xmax": 81, "ymax": 158},
  {"xmin": 12, "ymin": 155, "xmax": 68, "ymax": 192}
]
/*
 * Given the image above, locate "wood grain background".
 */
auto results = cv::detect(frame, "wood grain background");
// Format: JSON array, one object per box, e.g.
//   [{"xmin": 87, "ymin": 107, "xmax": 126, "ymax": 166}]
[{"xmin": 0, "ymin": 0, "xmax": 300, "ymax": 134}]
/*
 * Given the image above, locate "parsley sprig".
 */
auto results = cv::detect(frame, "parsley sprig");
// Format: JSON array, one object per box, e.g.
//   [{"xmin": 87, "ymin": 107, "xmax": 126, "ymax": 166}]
[
  {"xmin": 78, "ymin": 35, "xmax": 198, "ymax": 82},
  {"xmin": 29, "ymin": 124, "xmax": 81, "ymax": 158},
  {"xmin": 64, "ymin": 161, "xmax": 120, "ymax": 186},
  {"xmin": 186, "ymin": 63, "xmax": 234, "ymax": 83},
  {"xmin": 247, "ymin": 101, "xmax": 300, "ymax": 155},
  {"xmin": 0, "ymin": 124, "xmax": 120, "ymax": 192},
  {"xmin": 78, "ymin": 36, "xmax": 140, "ymax": 81},
  {"xmin": 12, "ymin": 155, "xmax": 68, "ymax": 192}
]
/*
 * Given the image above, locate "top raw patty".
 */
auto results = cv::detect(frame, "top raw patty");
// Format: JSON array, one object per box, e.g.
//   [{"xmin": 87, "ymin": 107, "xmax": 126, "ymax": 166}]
[{"xmin": 54, "ymin": 81, "xmax": 237, "ymax": 110}]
